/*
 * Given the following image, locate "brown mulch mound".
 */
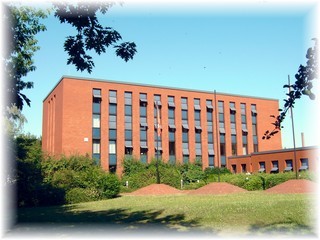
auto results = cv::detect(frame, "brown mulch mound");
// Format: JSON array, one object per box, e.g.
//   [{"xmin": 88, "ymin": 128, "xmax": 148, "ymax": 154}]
[
  {"xmin": 187, "ymin": 182, "xmax": 247, "ymax": 195},
  {"xmin": 265, "ymin": 179, "xmax": 317, "ymax": 194},
  {"xmin": 127, "ymin": 183, "xmax": 183, "ymax": 196}
]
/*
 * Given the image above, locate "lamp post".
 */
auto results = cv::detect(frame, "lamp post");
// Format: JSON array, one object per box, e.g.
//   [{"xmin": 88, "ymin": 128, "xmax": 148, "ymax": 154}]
[
  {"xmin": 155, "ymin": 101, "xmax": 161, "ymax": 184},
  {"xmin": 214, "ymin": 90, "xmax": 221, "ymax": 182}
]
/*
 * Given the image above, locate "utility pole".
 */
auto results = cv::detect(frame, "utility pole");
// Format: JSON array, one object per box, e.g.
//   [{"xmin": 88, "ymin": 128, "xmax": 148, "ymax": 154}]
[
  {"xmin": 214, "ymin": 90, "xmax": 221, "ymax": 182},
  {"xmin": 155, "ymin": 101, "xmax": 161, "ymax": 184},
  {"xmin": 288, "ymin": 75, "xmax": 298, "ymax": 179}
]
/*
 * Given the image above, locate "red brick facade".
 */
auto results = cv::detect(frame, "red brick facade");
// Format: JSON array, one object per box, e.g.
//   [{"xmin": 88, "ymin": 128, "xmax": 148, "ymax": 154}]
[
  {"xmin": 42, "ymin": 76, "xmax": 282, "ymax": 174},
  {"xmin": 227, "ymin": 146, "xmax": 318, "ymax": 173}
]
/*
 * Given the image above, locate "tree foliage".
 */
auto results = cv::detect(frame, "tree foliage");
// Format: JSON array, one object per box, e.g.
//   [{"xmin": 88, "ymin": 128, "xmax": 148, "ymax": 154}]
[
  {"xmin": 4, "ymin": 5, "xmax": 48, "ymax": 110},
  {"xmin": 54, "ymin": 2, "xmax": 137, "ymax": 73},
  {"xmin": 4, "ymin": 104, "xmax": 28, "ymax": 138},
  {"xmin": 4, "ymin": 2, "xmax": 137, "ymax": 110},
  {"xmin": 263, "ymin": 39, "xmax": 318, "ymax": 139}
]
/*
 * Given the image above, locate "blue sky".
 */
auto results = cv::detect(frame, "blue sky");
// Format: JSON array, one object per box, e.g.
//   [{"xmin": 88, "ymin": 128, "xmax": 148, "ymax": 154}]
[{"xmin": 19, "ymin": 1, "xmax": 319, "ymax": 149}]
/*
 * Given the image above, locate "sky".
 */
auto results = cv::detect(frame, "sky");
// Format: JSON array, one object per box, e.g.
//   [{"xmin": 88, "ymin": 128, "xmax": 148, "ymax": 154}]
[{"xmin": 12, "ymin": 0, "xmax": 320, "ymax": 149}]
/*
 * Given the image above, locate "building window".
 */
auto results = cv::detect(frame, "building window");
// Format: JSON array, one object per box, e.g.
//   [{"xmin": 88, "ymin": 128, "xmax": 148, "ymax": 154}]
[
  {"xmin": 181, "ymin": 97, "xmax": 189, "ymax": 162},
  {"xmin": 258, "ymin": 162, "xmax": 265, "ymax": 173},
  {"xmin": 194, "ymin": 98, "xmax": 201, "ymax": 110},
  {"xmin": 208, "ymin": 155, "xmax": 214, "ymax": 167},
  {"xmin": 154, "ymin": 95, "xmax": 162, "ymax": 159},
  {"xmin": 109, "ymin": 129, "xmax": 117, "ymax": 139},
  {"xmin": 109, "ymin": 90, "xmax": 117, "ymax": 171},
  {"xmin": 218, "ymin": 101, "xmax": 226, "ymax": 167},
  {"xmin": 109, "ymin": 104, "xmax": 117, "ymax": 115},
  {"xmin": 251, "ymin": 104, "xmax": 258, "ymax": 152},
  {"xmin": 270, "ymin": 160, "xmax": 279, "ymax": 173},
  {"xmin": 241, "ymin": 164, "xmax": 247, "ymax": 173},
  {"xmin": 181, "ymin": 110, "xmax": 188, "ymax": 120},
  {"xmin": 92, "ymin": 139, "xmax": 100, "ymax": 165},
  {"xmin": 93, "ymin": 99, "xmax": 101, "ymax": 114},
  {"xmin": 220, "ymin": 133, "xmax": 226, "ymax": 167},
  {"xmin": 140, "ymin": 93, "xmax": 148, "ymax": 162},
  {"xmin": 242, "ymin": 134, "xmax": 248, "ymax": 155},
  {"xmin": 140, "ymin": 93, "xmax": 147, "ymax": 106},
  {"xmin": 92, "ymin": 89, "xmax": 101, "ymax": 164},
  {"xmin": 124, "ymin": 92, "xmax": 133, "ymax": 156},
  {"xmin": 168, "ymin": 96, "xmax": 175, "ymax": 108},
  {"xmin": 169, "ymin": 132, "xmax": 176, "ymax": 164},
  {"xmin": 206, "ymin": 99, "xmax": 213, "ymax": 111},
  {"xmin": 140, "ymin": 147, "xmax": 148, "ymax": 163},
  {"xmin": 284, "ymin": 159, "xmax": 293, "ymax": 172},
  {"xmin": 207, "ymin": 110, "xmax": 213, "ymax": 122},
  {"xmin": 182, "ymin": 129, "xmax": 189, "ymax": 143},
  {"xmin": 241, "ymin": 103, "xmax": 248, "ymax": 155},
  {"xmin": 194, "ymin": 98, "xmax": 202, "ymax": 160},
  {"xmin": 299, "ymin": 158, "xmax": 309, "ymax": 171},
  {"xmin": 168, "ymin": 96, "xmax": 176, "ymax": 163},
  {"xmin": 206, "ymin": 99, "xmax": 214, "ymax": 168},
  {"xmin": 230, "ymin": 102, "xmax": 237, "ymax": 156},
  {"xmin": 232, "ymin": 164, "xmax": 237, "ymax": 174},
  {"xmin": 125, "ymin": 105, "xmax": 132, "ymax": 116},
  {"xmin": 195, "ymin": 110, "xmax": 201, "ymax": 121},
  {"xmin": 93, "ymin": 88, "xmax": 102, "ymax": 98},
  {"xmin": 109, "ymin": 139, "xmax": 117, "ymax": 173},
  {"xmin": 183, "ymin": 154, "xmax": 189, "ymax": 164},
  {"xmin": 231, "ymin": 135, "xmax": 237, "ymax": 156}
]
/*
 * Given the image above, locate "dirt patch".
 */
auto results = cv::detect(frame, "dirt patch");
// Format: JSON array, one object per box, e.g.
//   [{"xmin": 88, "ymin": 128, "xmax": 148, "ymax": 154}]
[
  {"xmin": 127, "ymin": 184, "xmax": 183, "ymax": 196},
  {"xmin": 265, "ymin": 179, "xmax": 317, "ymax": 194},
  {"xmin": 187, "ymin": 182, "xmax": 247, "ymax": 195}
]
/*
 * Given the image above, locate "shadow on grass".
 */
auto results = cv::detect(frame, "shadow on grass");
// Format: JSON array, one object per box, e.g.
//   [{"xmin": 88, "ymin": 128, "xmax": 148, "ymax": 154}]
[
  {"xmin": 14, "ymin": 205, "xmax": 213, "ymax": 237},
  {"xmin": 248, "ymin": 218, "xmax": 316, "ymax": 236}
]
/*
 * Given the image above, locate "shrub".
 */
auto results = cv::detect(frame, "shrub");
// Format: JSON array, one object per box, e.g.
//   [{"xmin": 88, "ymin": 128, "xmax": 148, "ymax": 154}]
[
  {"xmin": 158, "ymin": 163, "xmax": 181, "ymax": 189},
  {"xmin": 41, "ymin": 155, "xmax": 121, "ymax": 203},
  {"xmin": 122, "ymin": 157, "xmax": 147, "ymax": 176},
  {"xmin": 243, "ymin": 175, "xmax": 264, "ymax": 191},
  {"xmin": 179, "ymin": 161, "xmax": 205, "ymax": 183},
  {"xmin": 204, "ymin": 167, "xmax": 232, "ymax": 176},
  {"xmin": 121, "ymin": 169, "xmax": 156, "ymax": 190},
  {"xmin": 222, "ymin": 174, "xmax": 247, "ymax": 188},
  {"xmin": 98, "ymin": 173, "xmax": 121, "ymax": 199},
  {"xmin": 182, "ymin": 180, "xmax": 207, "ymax": 190},
  {"xmin": 65, "ymin": 188, "xmax": 101, "ymax": 204},
  {"xmin": 264, "ymin": 172, "xmax": 295, "ymax": 189}
]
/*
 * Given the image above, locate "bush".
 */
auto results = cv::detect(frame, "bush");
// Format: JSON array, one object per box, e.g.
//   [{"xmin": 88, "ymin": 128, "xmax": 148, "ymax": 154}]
[
  {"xmin": 122, "ymin": 157, "xmax": 147, "ymax": 176},
  {"xmin": 179, "ymin": 161, "xmax": 205, "ymax": 183},
  {"xmin": 204, "ymin": 167, "xmax": 232, "ymax": 176},
  {"xmin": 65, "ymin": 188, "xmax": 101, "ymax": 204},
  {"xmin": 263, "ymin": 172, "xmax": 295, "ymax": 189},
  {"xmin": 98, "ymin": 174, "xmax": 121, "ymax": 199},
  {"xmin": 157, "ymin": 163, "xmax": 181, "ymax": 189},
  {"xmin": 243, "ymin": 175, "xmax": 264, "ymax": 191},
  {"xmin": 42, "ymin": 156, "xmax": 121, "ymax": 201},
  {"xmin": 121, "ymin": 169, "xmax": 156, "ymax": 190},
  {"xmin": 182, "ymin": 180, "xmax": 207, "ymax": 190}
]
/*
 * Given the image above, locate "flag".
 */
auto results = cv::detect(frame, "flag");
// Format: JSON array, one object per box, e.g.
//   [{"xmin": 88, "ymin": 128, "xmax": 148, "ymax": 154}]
[{"xmin": 155, "ymin": 101, "xmax": 161, "ymax": 137}]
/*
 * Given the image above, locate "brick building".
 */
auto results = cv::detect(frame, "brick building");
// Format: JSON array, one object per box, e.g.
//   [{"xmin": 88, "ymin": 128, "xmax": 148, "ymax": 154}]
[
  {"xmin": 42, "ymin": 76, "xmax": 282, "ymax": 174},
  {"xmin": 228, "ymin": 146, "xmax": 318, "ymax": 174}
]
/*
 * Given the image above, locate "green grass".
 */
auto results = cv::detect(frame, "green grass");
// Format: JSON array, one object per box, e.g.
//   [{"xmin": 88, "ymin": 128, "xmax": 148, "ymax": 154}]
[{"xmin": 16, "ymin": 192, "xmax": 317, "ymax": 237}]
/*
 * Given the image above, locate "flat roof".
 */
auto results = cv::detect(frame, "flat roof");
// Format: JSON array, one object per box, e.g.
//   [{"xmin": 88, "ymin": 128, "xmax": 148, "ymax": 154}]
[
  {"xmin": 44, "ymin": 75, "xmax": 280, "ymax": 102},
  {"xmin": 229, "ymin": 145, "xmax": 319, "ymax": 159}
]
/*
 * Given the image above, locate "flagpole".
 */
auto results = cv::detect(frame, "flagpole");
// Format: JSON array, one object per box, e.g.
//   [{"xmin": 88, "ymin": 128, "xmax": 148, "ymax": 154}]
[
  {"xmin": 155, "ymin": 101, "xmax": 161, "ymax": 184},
  {"xmin": 214, "ymin": 90, "xmax": 221, "ymax": 182}
]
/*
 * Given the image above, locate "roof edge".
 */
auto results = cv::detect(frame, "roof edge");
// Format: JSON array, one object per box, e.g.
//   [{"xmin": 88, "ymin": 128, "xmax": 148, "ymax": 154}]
[
  {"xmin": 229, "ymin": 145, "xmax": 319, "ymax": 159},
  {"xmin": 43, "ymin": 76, "xmax": 65, "ymax": 102},
  {"xmin": 44, "ymin": 75, "xmax": 280, "ymax": 102}
]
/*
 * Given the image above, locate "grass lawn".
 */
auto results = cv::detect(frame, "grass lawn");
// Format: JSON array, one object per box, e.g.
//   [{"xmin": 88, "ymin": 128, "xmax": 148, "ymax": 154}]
[{"xmin": 14, "ymin": 192, "xmax": 317, "ymax": 237}]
